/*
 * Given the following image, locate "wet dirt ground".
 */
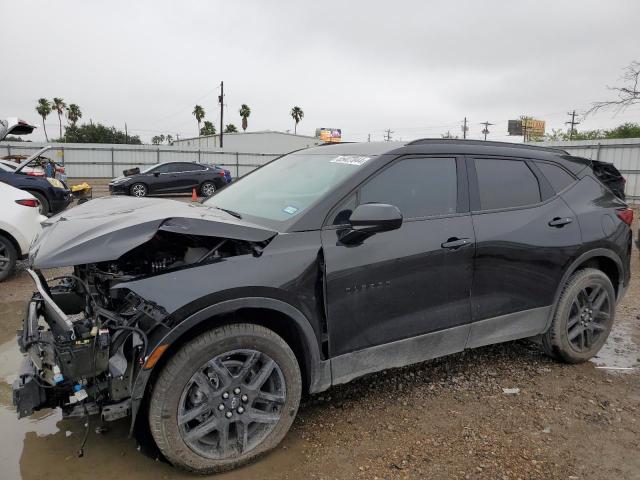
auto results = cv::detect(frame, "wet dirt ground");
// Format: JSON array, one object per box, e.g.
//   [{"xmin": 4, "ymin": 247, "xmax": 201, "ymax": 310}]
[{"xmin": 0, "ymin": 192, "xmax": 638, "ymax": 479}]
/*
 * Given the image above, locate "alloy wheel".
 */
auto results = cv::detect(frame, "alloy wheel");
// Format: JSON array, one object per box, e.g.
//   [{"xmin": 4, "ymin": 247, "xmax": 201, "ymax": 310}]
[
  {"xmin": 566, "ymin": 283, "xmax": 611, "ymax": 352},
  {"xmin": 131, "ymin": 184, "xmax": 147, "ymax": 197},
  {"xmin": 177, "ymin": 349, "xmax": 286, "ymax": 459},
  {"xmin": 202, "ymin": 183, "xmax": 216, "ymax": 197},
  {"xmin": 0, "ymin": 243, "xmax": 10, "ymax": 274}
]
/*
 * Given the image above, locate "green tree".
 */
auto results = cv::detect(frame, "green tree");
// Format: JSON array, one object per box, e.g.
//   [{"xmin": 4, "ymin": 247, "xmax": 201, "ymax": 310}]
[
  {"xmin": 541, "ymin": 123, "xmax": 640, "ymax": 142},
  {"xmin": 61, "ymin": 123, "xmax": 142, "ymax": 144},
  {"xmin": 224, "ymin": 124, "xmax": 238, "ymax": 133},
  {"xmin": 165, "ymin": 134, "xmax": 173, "ymax": 144},
  {"xmin": 192, "ymin": 105, "xmax": 205, "ymax": 136},
  {"xmin": 35, "ymin": 98, "xmax": 51, "ymax": 141},
  {"xmin": 151, "ymin": 135, "xmax": 163, "ymax": 145},
  {"xmin": 200, "ymin": 120, "xmax": 216, "ymax": 136},
  {"xmin": 604, "ymin": 122, "xmax": 640, "ymax": 139},
  {"xmin": 67, "ymin": 104, "xmax": 82, "ymax": 126},
  {"xmin": 51, "ymin": 97, "xmax": 67, "ymax": 139},
  {"xmin": 239, "ymin": 104, "xmax": 251, "ymax": 132},
  {"xmin": 290, "ymin": 106, "xmax": 304, "ymax": 134}
]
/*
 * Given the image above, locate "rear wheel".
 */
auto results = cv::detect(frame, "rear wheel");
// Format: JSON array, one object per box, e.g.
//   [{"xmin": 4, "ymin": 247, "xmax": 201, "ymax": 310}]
[
  {"xmin": 26, "ymin": 190, "xmax": 48, "ymax": 215},
  {"xmin": 130, "ymin": 183, "xmax": 148, "ymax": 197},
  {"xmin": 542, "ymin": 268, "xmax": 615, "ymax": 363},
  {"xmin": 0, "ymin": 234, "xmax": 18, "ymax": 282},
  {"xmin": 200, "ymin": 181, "xmax": 216, "ymax": 197},
  {"xmin": 148, "ymin": 323, "xmax": 301, "ymax": 474}
]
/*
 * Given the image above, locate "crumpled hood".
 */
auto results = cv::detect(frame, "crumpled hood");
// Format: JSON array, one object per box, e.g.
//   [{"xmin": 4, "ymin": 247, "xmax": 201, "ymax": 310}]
[{"xmin": 30, "ymin": 196, "xmax": 277, "ymax": 268}]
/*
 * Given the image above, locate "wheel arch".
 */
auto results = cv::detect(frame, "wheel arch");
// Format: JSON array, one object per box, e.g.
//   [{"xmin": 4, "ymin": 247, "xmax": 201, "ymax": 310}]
[
  {"xmin": 544, "ymin": 248, "xmax": 623, "ymax": 332},
  {"xmin": 129, "ymin": 297, "xmax": 331, "ymax": 434},
  {"xmin": 0, "ymin": 229, "xmax": 21, "ymax": 256}
]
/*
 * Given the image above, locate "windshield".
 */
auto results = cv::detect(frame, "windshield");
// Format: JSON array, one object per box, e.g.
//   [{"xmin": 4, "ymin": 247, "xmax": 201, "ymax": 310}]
[{"xmin": 204, "ymin": 152, "xmax": 374, "ymax": 222}]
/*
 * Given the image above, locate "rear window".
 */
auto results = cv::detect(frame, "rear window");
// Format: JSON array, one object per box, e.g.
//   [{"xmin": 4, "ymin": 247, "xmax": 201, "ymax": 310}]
[
  {"xmin": 536, "ymin": 162, "xmax": 575, "ymax": 193},
  {"xmin": 475, "ymin": 158, "xmax": 541, "ymax": 210}
]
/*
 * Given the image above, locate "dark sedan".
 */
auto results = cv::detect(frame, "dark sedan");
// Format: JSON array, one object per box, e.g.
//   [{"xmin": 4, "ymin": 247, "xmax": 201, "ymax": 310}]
[{"xmin": 108, "ymin": 161, "xmax": 232, "ymax": 197}]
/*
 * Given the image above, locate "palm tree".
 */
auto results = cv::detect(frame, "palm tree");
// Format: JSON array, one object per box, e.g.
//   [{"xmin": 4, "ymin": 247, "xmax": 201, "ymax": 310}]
[
  {"xmin": 290, "ymin": 106, "xmax": 304, "ymax": 134},
  {"xmin": 51, "ymin": 97, "xmax": 67, "ymax": 138},
  {"xmin": 165, "ymin": 134, "xmax": 173, "ymax": 144},
  {"xmin": 67, "ymin": 104, "xmax": 82, "ymax": 126},
  {"xmin": 239, "ymin": 104, "xmax": 251, "ymax": 132},
  {"xmin": 151, "ymin": 135, "xmax": 162, "ymax": 145},
  {"xmin": 200, "ymin": 121, "xmax": 216, "ymax": 136},
  {"xmin": 192, "ymin": 105, "xmax": 205, "ymax": 136},
  {"xmin": 224, "ymin": 124, "xmax": 238, "ymax": 133},
  {"xmin": 35, "ymin": 98, "xmax": 51, "ymax": 141}
]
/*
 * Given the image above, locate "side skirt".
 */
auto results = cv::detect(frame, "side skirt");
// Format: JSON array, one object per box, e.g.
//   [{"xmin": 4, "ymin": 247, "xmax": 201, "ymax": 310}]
[{"xmin": 329, "ymin": 306, "xmax": 551, "ymax": 387}]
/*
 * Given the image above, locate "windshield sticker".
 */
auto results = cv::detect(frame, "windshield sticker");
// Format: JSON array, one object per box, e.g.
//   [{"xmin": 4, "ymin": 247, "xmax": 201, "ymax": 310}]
[
  {"xmin": 330, "ymin": 155, "xmax": 371, "ymax": 166},
  {"xmin": 283, "ymin": 205, "xmax": 299, "ymax": 215}
]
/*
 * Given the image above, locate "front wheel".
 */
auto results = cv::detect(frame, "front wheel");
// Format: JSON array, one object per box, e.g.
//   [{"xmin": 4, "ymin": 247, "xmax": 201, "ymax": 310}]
[
  {"xmin": 542, "ymin": 268, "xmax": 615, "ymax": 363},
  {"xmin": 148, "ymin": 323, "xmax": 302, "ymax": 474},
  {"xmin": 130, "ymin": 183, "xmax": 148, "ymax": 197},
  {"xmin": 0, "ymin": 234, "xmax": 17, "ymax": 282}
]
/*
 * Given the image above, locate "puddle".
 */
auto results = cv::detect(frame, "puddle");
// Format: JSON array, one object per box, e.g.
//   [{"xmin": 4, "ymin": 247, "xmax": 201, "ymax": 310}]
[{"xmin": 591, "ymin": 321, "xmax": 640, "ymax": 373}]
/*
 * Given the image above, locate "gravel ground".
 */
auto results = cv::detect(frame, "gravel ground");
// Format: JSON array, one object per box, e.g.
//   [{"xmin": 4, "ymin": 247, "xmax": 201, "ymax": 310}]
[{"xmin": 0, "ymin": 193, "xmax": 638, "ymax": 480}]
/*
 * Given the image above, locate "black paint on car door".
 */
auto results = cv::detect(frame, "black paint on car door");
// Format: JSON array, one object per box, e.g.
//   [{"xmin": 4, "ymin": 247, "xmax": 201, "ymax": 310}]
[
  {"xmin": 322, "ymin": 156, "xmax": 475, "ymax": 357},
  {"xmin": 467, "ymin": 156, "xmax": 583, "ymax": 324}
]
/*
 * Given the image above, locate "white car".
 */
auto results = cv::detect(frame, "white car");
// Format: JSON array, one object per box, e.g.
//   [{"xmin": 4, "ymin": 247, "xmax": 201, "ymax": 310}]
[{"xmin": 0, "ymin": 182, "xmax": 45, "ymax": 281}]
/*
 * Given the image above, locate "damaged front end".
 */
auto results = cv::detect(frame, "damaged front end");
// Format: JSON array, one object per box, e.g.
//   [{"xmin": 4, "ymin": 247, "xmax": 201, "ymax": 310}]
[{"xmin": 13, "ymin": 196, "xmax": 276, "ymax": 423}]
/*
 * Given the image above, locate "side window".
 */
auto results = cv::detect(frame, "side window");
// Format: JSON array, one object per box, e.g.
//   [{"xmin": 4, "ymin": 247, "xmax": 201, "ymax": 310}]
[
  {"xmin": 536, "ymin": 161, "xmax": 575, "ymax": 193},
  {"xmin": 153, "ymin": 164, "xmax": 171, "ymax": 174},
  {"xmin": 359, "ymin": 157, "xmax": 457, "ymax": 219},
  {"xmin": 475, "ymin": 158, "xmax": 540, "ymax": 210}
]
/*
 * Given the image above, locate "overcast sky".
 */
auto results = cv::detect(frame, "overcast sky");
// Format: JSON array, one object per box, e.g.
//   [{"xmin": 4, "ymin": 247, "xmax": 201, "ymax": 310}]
[{"xmin": 1, "ymin": 0, "xmax": 639, "ymax": 143}]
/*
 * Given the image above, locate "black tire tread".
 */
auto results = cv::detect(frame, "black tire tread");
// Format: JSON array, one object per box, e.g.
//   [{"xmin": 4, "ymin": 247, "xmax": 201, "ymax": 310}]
[{"xmin": 0, "ymin": 234, "xmax": 18, "ymax": 282}]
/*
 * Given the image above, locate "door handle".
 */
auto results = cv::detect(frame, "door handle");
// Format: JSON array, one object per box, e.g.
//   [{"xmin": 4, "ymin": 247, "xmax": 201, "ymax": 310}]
[
  {"xmin": 441, "ymin": 237, "xmax": 471, "ymax": 250},
  {"xmin": 548, "ymin": 217, "xmax": 573, "ymax": 227}
]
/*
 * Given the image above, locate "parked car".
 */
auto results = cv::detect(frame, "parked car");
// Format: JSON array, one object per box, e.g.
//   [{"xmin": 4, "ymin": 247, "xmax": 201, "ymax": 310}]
[
  {"xmin": 0, "ymin": 157, "xmax": 72, "ymax": 215},
  {"xmin": 13, "ymin": 140, "xmax": 632, "ymax": 474},
  {"xmin": 108, "ymin": 161, "xmax": 232, "ymax": 197},
  {"xmin": 0, "ymin": 183, "xmax": 44, "ymax": 281}
]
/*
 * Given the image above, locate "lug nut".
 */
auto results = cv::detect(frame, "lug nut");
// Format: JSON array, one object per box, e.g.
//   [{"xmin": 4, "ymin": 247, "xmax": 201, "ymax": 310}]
[
  {"xmin": 237, "ymin": 406, "xmax": 245, "ymax": 414},
  {"xmin": 225, "ymin": 411, "xmax": 233, "ymax": 418},
  {"xmin": 233, "ymin": 387, "xmax": 241, "ymax": 395},
  {"xmin": 222, "ymin": 392, "xmax": 229, "ymax": 399},
  {"xmin": 241, "ymin": 394, "xmax": 248, "ymax": 402},
  {"xmin": 218, "ymin": 404, "xmax": 225, "ymax": 411}
]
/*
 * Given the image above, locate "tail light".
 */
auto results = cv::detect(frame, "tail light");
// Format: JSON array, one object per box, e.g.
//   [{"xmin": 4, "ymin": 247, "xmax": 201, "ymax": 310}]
[
  {"xmin": 26, "ymin": 171, "xmax": 45, "ymax": 177},
  {"xmin": 616, "ymin": 208, "xmax": 633, "ymax": 226},
  {"xmin": 15, "ymin": 199, "xmax": 40, "ymax": 208},
  {"xmin": 218, "ymin": 171, "xmax": 225, "ymax": 177}
]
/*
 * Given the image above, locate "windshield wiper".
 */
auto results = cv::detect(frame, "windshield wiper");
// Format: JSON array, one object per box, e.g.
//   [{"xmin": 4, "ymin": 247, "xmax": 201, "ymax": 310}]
[{"xmin": 214, "ymin": 206, "xmax": 243, "ymax": 219}]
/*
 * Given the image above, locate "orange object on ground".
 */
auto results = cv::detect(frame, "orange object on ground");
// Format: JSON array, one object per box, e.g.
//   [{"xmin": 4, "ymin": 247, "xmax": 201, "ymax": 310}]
[{"xmin": 191, "ymin": 188, "xmax": 198, "ymax": 202}]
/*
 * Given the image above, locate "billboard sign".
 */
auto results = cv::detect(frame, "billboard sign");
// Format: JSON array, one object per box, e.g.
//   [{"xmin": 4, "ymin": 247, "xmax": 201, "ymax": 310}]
[
  {"xmin": 316, "ymin": 128, "xmax": 342, "ymax": 143},
  {"xmin": 508, "ymin": 118, "xmax": 546, "ymax": 137}
]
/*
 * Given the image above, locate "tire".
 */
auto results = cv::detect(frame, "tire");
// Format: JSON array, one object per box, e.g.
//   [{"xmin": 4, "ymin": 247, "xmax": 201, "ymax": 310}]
[
  {"xmin": 542, "ymin": 268, "xmax": 615, "ymax": 363},
  {"xmin": 26, "ymin": 190, "xmax": 49, "ymax": 215},
  {"xmin": 148, "ymin": 323, "xmax": 302, "ymax": 474},
  {"xmin": 130, "ymin": 183, "xmax": 148, "ymax": 197},
  {"xmin": 0, "ymin": 234, "xmax": 18, "ymax": 282},
  {"xmin": 200, "ymin": 181, "xmax": 216, "ymax": 197}
]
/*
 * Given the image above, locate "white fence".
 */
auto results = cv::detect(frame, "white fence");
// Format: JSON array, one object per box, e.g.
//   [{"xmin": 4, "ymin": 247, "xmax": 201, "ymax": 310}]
[
  {"xmin": 0, "ymin": 142, "xmax": 282, "ymax": 179},
  {"xmin": 539, "ymin": 138, "xmax": 640, "ymax": 202}
]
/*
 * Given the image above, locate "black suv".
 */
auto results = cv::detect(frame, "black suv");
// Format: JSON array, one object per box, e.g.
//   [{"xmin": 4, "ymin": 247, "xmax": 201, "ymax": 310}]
[{"xmin": 14, "ymin": 140, "xmax": 632, "ymax": 473}]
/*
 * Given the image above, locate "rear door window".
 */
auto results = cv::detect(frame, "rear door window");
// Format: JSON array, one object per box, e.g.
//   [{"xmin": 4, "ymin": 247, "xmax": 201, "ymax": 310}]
[
  {"xmin": 475, "ymin": 158, "xmax": 541, "ymax": 210},
  {"xmin": 536, "ymin": 162, "xmax": 575, "ymax": 193}
]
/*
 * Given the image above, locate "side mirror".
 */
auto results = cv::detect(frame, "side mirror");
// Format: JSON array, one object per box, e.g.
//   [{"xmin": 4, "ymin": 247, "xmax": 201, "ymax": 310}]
[{"xmin": 339, "ymin": 203, "xmax": 403, "ymax": 245}]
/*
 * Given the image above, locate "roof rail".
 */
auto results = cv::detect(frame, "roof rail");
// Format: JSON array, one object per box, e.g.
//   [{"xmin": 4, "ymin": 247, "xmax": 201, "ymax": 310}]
[{"xmin": 406, "ymin": 138, "xmax": 568, "ymax": 155}]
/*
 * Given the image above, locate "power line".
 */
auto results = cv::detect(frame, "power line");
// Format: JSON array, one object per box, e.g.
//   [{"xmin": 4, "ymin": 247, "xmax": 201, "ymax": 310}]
[{"xmin": 565, "ymin": 110, "xmax": 580, "ymax": 140}]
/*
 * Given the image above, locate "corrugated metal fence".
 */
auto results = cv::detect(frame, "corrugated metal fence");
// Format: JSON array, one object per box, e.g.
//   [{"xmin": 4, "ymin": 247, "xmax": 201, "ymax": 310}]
[
  {"xmin": 539, "ymin": 138, "xmax": 640, "ymax": 202},
  {"xmin": 0, "ymin": 142, "xmax": 281, "ymax": 179}
]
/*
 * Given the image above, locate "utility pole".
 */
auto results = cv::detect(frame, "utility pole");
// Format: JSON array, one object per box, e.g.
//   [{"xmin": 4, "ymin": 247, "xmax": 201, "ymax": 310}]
[
  {"xmin": 461, "ymin": 117, "xmax": 468, "ymax": 139},
  {"xmin": 124, "ymin": 123, "xmax": 128, "ymax": 144},
  {"xmin": 219, "ymin": 81, "xmax": 224, "ymax": 148},
  {"xmin": 367, "ymin": 133, "xmax": 371, "ymax": 142},
  {"xmin": 384, "ymin": 129, "xmax": 393, "ymax": 141},
  {"xmin": 480, "ymin": 121, "xmax": 494, "ymax": 141},
  {"xmin": 565, "ymin": 110, "xmax": 580, "ymax": 140}
]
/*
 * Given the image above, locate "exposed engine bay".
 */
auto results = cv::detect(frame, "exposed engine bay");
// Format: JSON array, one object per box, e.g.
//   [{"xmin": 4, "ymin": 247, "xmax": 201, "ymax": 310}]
[{"xmin": 13, "ymin": 231, "xmax": 268, "ymax": 423}]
